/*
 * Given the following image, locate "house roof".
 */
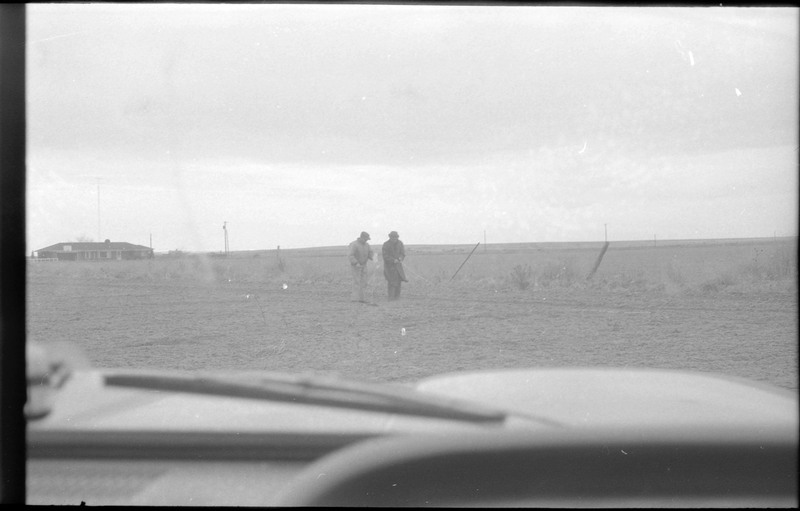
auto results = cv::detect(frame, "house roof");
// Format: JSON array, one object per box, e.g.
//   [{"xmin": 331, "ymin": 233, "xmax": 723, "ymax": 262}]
[{"xmin": 36, "ymin": 242, "xmax": 152, "ymax": 252}]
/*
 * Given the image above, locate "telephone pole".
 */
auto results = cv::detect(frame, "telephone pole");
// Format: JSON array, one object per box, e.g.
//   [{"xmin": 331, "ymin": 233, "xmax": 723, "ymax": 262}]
[
  {"xmin": 223, "ymin": 221, "xmax": 229, "ymax": 256},
  {"xmin": 97, "ymin": 178, "xmax": 101, "ymax": 241}
]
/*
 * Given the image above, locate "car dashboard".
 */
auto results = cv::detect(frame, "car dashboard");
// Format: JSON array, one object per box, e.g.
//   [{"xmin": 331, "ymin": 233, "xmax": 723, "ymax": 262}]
[{"xmin": 25, "ymin": 364, "xmax": 799, "ymax": 507}]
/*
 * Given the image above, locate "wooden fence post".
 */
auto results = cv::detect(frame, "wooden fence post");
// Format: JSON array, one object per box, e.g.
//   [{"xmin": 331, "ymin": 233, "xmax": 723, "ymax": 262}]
[
  {"xmin": 450, "ymin": 242, "xmax": 481, "ymax": 282},
  {"xmin": 586, "ymin": 241, "xmax": 610, "ymax": 280}
]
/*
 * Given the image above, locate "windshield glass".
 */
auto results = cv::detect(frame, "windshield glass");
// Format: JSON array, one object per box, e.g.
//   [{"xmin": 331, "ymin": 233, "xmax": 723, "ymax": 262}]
[{"xmin": 26, "ymin": 3, "xmax": 797, "ymax": 394}]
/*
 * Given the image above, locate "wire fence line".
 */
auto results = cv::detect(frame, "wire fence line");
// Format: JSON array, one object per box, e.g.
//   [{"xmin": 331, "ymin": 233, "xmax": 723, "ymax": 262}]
[{"xmin": 400, "ymin": 261, "xmax": 432, "ymax": 284}]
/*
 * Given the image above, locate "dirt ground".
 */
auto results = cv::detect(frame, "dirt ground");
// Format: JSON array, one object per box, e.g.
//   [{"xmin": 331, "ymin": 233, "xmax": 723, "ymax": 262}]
[{"xmin": 27, "ymin": 266, "xmax": 798, "ymax": 391}]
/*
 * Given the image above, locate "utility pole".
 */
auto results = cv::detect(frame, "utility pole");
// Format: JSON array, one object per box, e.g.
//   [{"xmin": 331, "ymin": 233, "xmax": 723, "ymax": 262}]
[
  {"xmin": 223, "ymin": 221, "xmax": 229, "ymax": 256},
  {"xmin": 97, "ymin": 178, "xmax": 101, "ymax": 241}
]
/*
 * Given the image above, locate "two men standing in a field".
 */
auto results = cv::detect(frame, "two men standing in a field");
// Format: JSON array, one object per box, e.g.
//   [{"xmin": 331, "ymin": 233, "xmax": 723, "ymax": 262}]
[
  {"xmin": 382, "ymin": 231, "xmax": 407, "ymax": 301},
  {"xmin": 348, "ymin": 231, "xmax": 374, "ymax": 303},
  {"xmin": 348, "ymin": 230, "xmax": 408, "ymax": 303}
]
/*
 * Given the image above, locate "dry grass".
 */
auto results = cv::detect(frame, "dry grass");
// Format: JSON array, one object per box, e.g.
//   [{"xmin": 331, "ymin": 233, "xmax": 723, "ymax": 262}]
[
  {"xmin": 27, "ymin": 237, "xmax": 798, "ymax": 390},
  {"xmin": 28, "ymin": 238, "xmax": 798, "ymax": 297}
]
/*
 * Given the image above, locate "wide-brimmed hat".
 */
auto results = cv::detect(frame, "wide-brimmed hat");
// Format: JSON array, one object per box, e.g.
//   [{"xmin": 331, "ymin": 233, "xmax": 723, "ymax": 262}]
[
  {"xmin": 388, "ymin": 231, "xmax": 399, "ymax": 238},
  {"xmin": 360, "ymin": 231, "xmax": 371, "ymax": 240}
]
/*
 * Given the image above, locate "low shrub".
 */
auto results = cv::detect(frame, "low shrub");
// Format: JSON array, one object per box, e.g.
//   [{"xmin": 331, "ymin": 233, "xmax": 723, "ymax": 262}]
[
  {"xmin": 537, "ymin": 260, "xmax": 578, "ymax": 287},
  {"xmin": 508, "ymin": 264, "xmax": 532, "ymax": 290}
]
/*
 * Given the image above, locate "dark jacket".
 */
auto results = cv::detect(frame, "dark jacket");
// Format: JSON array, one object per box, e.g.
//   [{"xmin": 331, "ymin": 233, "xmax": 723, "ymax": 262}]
[{"xmin": 382, "ymin": 239, "xmax": 407, "ymax": 283}]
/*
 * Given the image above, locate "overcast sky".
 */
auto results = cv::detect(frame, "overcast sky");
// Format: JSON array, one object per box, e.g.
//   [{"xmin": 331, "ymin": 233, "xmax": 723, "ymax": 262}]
[{"xmin": 26, "ymin": 4, "xmax": 798, "ymax": 252}]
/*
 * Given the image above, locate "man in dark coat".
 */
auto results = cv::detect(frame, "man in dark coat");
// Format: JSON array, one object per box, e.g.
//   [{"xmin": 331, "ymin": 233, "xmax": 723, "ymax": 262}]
[{"xmin": 382, "ymin": 231, "xmax": 408, "ymax": 301}]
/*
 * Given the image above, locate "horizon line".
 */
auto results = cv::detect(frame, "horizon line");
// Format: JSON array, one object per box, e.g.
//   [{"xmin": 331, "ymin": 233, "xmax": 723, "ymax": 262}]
[{"xmin": 149, "ymin": 235, "xmax": 798, "ymax": 255}]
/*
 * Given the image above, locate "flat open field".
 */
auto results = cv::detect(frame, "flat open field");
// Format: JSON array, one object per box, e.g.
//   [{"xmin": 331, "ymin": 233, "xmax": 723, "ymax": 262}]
[{"xmin": 27, "ymin": 237, "xmax": 798, "ymax": 391}]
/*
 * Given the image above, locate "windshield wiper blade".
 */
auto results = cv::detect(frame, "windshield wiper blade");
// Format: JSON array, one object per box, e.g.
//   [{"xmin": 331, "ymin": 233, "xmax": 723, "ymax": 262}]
[{"xmin": 104, "ymin": 371, "xmax": 506, "ymax": 423}]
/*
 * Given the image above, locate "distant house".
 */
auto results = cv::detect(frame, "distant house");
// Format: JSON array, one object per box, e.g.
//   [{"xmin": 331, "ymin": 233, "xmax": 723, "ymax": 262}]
[{"xmin": 34, "ymin": 240, "xmax": 154, "ymax": 261}]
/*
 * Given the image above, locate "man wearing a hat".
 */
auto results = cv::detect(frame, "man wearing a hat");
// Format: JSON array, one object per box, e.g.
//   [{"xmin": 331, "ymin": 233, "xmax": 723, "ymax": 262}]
[
  {"xmin": 382, "ymin": 231, "xmax": 408, "ymax": 301},
  {"xmin": 348, "ymin": 231, "xmax": 374, "ymax": 303}
]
